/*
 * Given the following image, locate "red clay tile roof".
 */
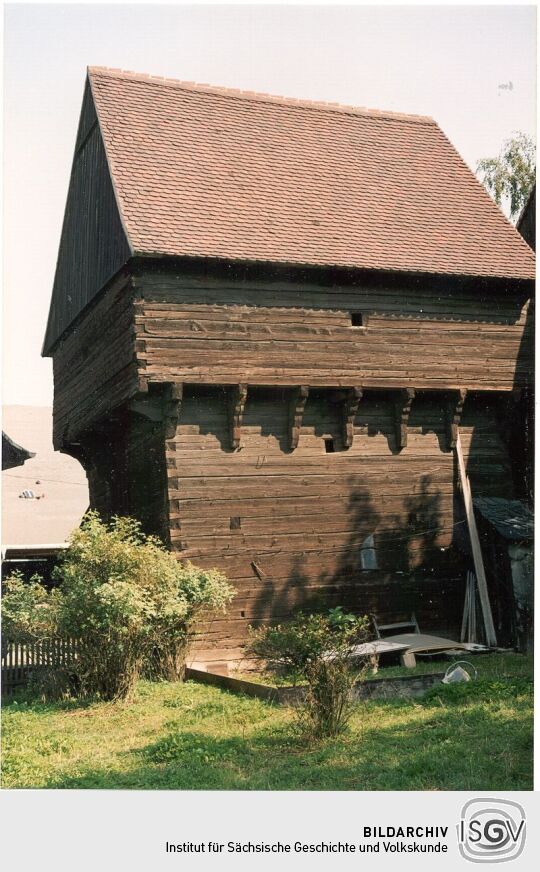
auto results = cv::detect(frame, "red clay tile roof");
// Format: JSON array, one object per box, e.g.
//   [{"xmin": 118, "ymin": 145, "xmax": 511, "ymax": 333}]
[{"xmin": 88, "ymin": 66, "xmax": 535, "ymax": 281}]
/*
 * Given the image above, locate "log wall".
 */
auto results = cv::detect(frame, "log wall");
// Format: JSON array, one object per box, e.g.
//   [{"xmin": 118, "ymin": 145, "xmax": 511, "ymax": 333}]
[
  {"xmin": 50, "ymin": 265, "xmax": 531, "ymax": 664},
  {"xmin": 133, "ymin": 270, "xmax": 532, "ymax": 392},
  {"xmin": 51, "ymin": 274, "xmax": 138, "ymax": 448},
  {"xmin": 83, "ymin": 415, "xmax": 169, "ymax": 541},
  {"xmin": 43, "ymin": 81, "xmax": 131, "ymax": 355},
  {"xmin": 168, "ymin": 386, "xmax": 513, "ymax": 664}
]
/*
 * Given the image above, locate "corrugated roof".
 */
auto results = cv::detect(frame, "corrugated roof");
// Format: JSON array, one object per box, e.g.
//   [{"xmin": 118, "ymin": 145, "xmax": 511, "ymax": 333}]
[
  {"xmin": 2, "ymin": 407, "xmax": 88, "ymax": 547},
  {"xmin": 88, "ymin": 66, "xmax": 535, "ymax": 281},
  {"xmin": 474, "ymin": 497, "xmax": 533, "ymax": 541}
]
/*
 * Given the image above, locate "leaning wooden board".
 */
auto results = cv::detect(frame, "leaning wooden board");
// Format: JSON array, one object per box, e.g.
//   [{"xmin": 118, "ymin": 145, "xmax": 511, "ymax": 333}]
[{"xmin": 455, "ymin": 433, "xmax": 497, "ymax": 647}]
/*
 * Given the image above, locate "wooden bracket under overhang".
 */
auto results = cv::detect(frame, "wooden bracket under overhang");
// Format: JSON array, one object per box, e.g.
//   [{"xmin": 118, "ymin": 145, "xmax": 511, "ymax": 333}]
[
  {"xmin": 288, "ymin": 385, "xmax": 309, "ymax": 450},
  {"xmin": 394, "ymin": 388, "xmax": 416, "ymax": 451},
  {"xmin": 227, "ymin": 384, "xmax": 248, "ymax": 450},
  {"xmin": 129, "ymin": 381, "xmax": 183, "ymax": 439},
  {"xmin": 446, "ymin": 388, "xmax": 468, "ymax": 451},
  {"xmin": 341, "ymin": 387, "xmax": 363, "ymax": 449}
]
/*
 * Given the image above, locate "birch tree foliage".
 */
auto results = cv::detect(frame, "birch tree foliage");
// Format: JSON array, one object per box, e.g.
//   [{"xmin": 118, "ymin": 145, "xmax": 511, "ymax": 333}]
[{"xmin": 476, "ymin": 132, "xmax": 535, "ymax": 221}]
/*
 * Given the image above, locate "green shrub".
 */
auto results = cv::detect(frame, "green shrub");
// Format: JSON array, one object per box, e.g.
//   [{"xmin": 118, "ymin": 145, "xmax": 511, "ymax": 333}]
[
  {"xmin": 145, "ymin": 561, "xmax": 235, "ymax": 683},
  {"xmin": 1, "ymin": 571, "xmax": 77, "ymax": 699},
  {"xmin": 1, "ymin": 571, "xmax": 60, "ymax": 642},
  {"xmin": 2, "ymin": 512, "xmax": 235, "ymax": 701},
  {"xmin": 247, "ymin": 608, "xmax": 371, "ymax": 739}
]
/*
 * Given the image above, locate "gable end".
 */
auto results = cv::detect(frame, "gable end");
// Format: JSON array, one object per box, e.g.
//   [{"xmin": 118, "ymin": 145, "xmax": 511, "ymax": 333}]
[{"xmin": 42, "ymin": 78, "xmax": 132, "ymax": 356}]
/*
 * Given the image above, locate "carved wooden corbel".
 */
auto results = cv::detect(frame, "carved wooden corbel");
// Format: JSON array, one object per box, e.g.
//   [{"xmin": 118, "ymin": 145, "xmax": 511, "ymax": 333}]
[
  {"xmin": 228, "ymin": 384, "xmax": 248, "ymax": 450},
  {"xmin": 446, "ymin": 388, "xmax": 467, "ymax": 450},
  {"xmin": 394, "ymin": 388, "xmax": 415, "ymax": 451},
  {"xmin": 288, "ymin": 386, "xmax": 309, "ymax": 450},
  {"xmin": 128, "ymin": 382, "xmax": 183, "ymax": 436},
  {"xmin": 163, "ymin": 382, "xmax": 183, "ymax": 439},
  {"xmin": 137, "ymin": 374, "xmax": 149, "ymax": 394},
  {"xmin": 342, "ymin": 387, "xmax": 363, "ymax": 449}
]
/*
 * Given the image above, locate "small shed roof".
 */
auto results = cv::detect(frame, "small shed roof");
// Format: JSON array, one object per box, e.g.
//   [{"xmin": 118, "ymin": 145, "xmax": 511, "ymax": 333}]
[
  {"xmin": 473, "ymin": 497, "xmax": 533, "ymax": 542},
  {"xmin": 2, "ymin": 432, "xmax": 35, "ymax": 470},
  {"xmin": 88, "ymin": 66, "xmax": 534, "ymax": 281}
]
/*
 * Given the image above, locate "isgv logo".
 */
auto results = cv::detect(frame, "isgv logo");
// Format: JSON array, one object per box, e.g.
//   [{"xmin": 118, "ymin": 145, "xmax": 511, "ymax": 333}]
[{"xmin": 458, "ymin": 799, "xmax": 526, "ymax": 863}]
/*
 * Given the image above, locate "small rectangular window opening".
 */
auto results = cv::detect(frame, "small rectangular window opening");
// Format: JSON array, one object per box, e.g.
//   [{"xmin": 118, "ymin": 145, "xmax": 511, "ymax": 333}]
[
  {"xmin": 230, "ymin": 516, "xmax": 241, "ymax": 530},
  {"xmin": 360, "ymin": 534, "xmax": 378, "ymax": 570},
  {"xmin": 324, "ymin": 437, "xmax": 335, "ymax": 454},
  {"xmin": 351, "ymin": 312, "xmax": 364, "ymax": 327}
]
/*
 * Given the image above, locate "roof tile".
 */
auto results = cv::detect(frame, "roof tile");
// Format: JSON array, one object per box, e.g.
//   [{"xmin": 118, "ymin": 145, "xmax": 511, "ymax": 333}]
[{"xmin": 88, "ymin": 66, "xmax": 535, "ymax": 280}]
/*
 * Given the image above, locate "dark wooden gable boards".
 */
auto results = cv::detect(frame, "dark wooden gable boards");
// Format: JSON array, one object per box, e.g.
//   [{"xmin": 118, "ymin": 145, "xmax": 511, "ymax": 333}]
[{"xmin": 42, "ymin": 77, "xmax": 131, "ymax": 356}]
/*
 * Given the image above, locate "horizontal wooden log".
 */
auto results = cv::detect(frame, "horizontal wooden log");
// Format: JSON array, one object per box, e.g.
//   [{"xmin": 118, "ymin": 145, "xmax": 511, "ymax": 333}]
[{"xmin": 49, "ymin": 267, "xmax": 527, "ymax": 663}]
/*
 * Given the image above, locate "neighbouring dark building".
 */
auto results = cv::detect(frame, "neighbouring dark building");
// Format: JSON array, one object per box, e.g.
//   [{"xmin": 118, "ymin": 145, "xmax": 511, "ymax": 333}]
[
  {"xmin": 474, "ymin": 497, "xmax": 533, "ymax": 653},
  {"xmin": 517, "ymin": 184, "xmax": 536, "ymax": 251},
  {"xmin": 515, "ymin": 183, "xmax": 535, "ymax": 507}
]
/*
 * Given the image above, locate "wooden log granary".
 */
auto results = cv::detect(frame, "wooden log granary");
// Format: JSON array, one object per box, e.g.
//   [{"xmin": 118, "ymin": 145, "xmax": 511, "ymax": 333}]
[{"xmin": 42, "ymin": 68, "xmax": 535, "ymax": 666}]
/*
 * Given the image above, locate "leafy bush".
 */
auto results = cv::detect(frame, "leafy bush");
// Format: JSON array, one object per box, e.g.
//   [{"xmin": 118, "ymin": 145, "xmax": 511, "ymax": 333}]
[
  {"xmin": 2, "ymin": 512, "xmax": 235, "ymax": 701},
  {"xmin": 1, "ymin": 571, "xmax": 60, "ymax": 642},
  {"xmin": 145, "ymin": 562, "xmax": 235, "ymax": 682},
  {"xmin": 1, "ymin": 572, "xmax": 77, "ymax": 699},
  {"xmin": 247, "ymin": 608, "xmax": 371, "ymax": 738}
]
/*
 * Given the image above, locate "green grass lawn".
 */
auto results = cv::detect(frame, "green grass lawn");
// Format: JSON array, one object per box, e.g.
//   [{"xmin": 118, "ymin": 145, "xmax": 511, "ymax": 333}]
[
  {"xmin": 1, "ymin": 654, "xmax": 532, "ymax": 791},
  {"xmin": 235, "ymin": 650, "xmax": 532, "ymax": 685}
]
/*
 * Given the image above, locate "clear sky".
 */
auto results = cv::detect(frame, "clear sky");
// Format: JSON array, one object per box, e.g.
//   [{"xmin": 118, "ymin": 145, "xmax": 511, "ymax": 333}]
[{"xmin": 2, "ymin": 2, "xmax": 536, "ymax": 407}]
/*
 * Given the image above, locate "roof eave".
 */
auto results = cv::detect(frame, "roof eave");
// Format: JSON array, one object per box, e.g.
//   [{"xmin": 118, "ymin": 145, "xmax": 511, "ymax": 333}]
[{"xmin": 131, "ymin": 249, "xmax": 535, "ymax": 285}]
